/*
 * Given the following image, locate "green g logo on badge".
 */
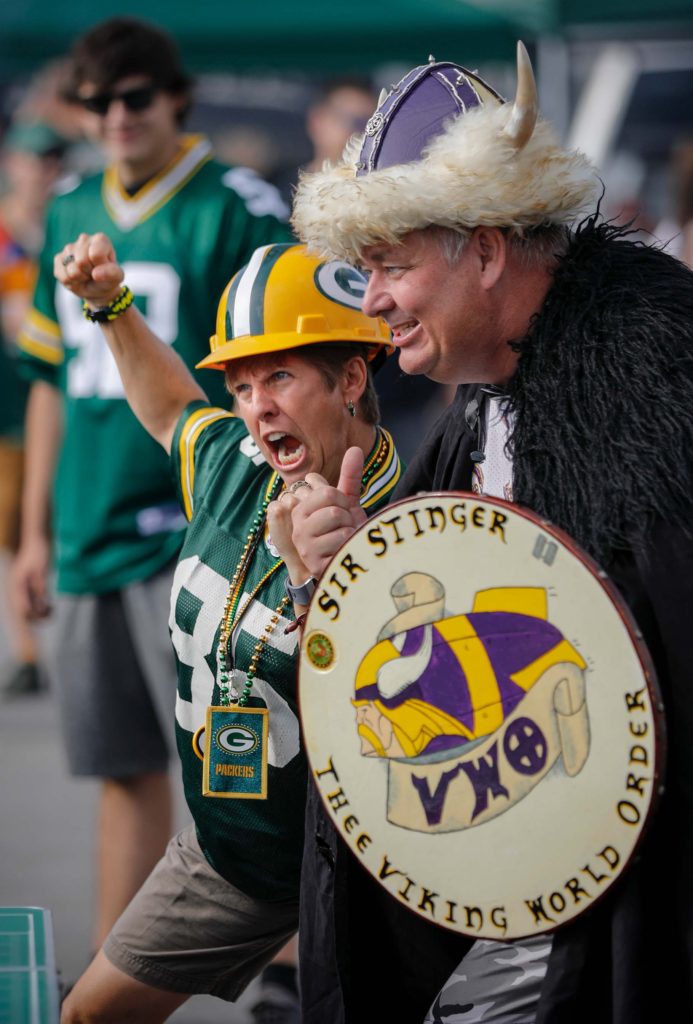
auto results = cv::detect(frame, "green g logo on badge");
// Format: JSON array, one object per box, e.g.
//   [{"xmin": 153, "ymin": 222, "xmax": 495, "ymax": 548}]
[
  {"xmin": 215, "ymin": 724, "xmax": 258, "ymax": 754},
  {"xmin": 203, "ymin": 706, "xmax": 269, "ymax": 799}
]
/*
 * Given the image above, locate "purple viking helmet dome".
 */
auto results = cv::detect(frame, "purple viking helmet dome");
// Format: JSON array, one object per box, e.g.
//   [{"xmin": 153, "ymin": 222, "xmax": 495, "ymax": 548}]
[
  {"xmin": 356, "ymin": 60, "xmax": 504, "ymax": 177},
  {"xmin": 291, "ymin": 42, "xmax": 600, "ymax": 265}
]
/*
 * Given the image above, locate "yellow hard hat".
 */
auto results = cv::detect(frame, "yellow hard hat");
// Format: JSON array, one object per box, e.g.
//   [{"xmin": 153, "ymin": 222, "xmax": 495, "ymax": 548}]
[{"xmin": 197, "ymin": 242, "xmax": 393, "ymax": 370}]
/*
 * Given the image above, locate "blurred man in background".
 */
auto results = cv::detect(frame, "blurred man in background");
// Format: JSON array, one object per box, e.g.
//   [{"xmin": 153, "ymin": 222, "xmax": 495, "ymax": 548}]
[
  {"xmin": 0, "ymin": 119, "xmax": 68, "ymax": 697},
  {"xmin": 304, "ymin": 77, "xmax": 376, "ymax": 171},
  {"xmin": 272, "ymin": 76, "xmax": 376, "ymax": 206},
  {"xmin": 14, "ymin": 17, "xmax": 291, "ymax": 985}
]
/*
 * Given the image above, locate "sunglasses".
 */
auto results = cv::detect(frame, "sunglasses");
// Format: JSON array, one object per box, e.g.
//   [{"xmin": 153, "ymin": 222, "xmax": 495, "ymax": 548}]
[{"xmin": 77, "ymin": 84, "xmax": 159, "ymax": 116}]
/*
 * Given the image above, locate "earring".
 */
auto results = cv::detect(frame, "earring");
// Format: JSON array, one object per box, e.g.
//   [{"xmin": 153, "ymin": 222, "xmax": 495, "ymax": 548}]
[{"xmin": 347, "ymin": 399, "xmax": 356, "ymax": 418}]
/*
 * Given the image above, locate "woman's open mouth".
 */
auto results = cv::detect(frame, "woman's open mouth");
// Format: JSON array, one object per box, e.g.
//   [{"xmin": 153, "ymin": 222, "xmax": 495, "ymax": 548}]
[{"xmin": 266, "ymin": 431, "xmax": 306, "ymax": 468}]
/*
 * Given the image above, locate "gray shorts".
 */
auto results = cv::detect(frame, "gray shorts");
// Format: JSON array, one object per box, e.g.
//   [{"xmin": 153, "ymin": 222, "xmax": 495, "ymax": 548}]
[
  {"xmin": 49, "ymin": 562, "xmax": 177, "ymax": 777},
  {"xmin": 425, "ymin": 935, "xmax": 553, "ymax": 1024},
  {"xmin": 103, "ymin": 823, "xmax": 298, "ymax": 1000}
]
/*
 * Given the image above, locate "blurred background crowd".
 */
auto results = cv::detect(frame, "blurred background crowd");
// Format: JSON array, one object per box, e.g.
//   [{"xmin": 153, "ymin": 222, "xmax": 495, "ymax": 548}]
[
  {"xmin": 2, "ymin": 3, "xmax": 692, "ymax": 684},
  {"xmin": 0, "ymin": 2, "xmax": 691, "ymax": 1020}
]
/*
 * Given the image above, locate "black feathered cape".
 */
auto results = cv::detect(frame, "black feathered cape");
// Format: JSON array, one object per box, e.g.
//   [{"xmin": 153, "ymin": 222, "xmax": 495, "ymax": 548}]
[
  {"xmin": 298, "ymin": 221, "xmax": 693, "ymax": 1023},
  {"xmin": 392, "ymin": 219, "xmax": 693, "ymax": 1024},
  {"xmin": 399, "ymin": 218, "xmax": 693, "ymax": 566}
]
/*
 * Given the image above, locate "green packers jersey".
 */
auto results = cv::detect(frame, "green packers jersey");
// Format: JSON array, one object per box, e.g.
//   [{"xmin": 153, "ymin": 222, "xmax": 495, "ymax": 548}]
[
  {"xmin": 170, "ymin": 401, "xmax": 402, "ymax": 899},
  {"xmin": 17, "ymin": 137, "xmax": 292, "ymax": 594}
]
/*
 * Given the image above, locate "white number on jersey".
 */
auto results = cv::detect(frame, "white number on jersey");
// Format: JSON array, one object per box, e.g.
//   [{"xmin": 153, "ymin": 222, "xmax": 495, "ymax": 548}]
[
  {"xmin": 170, "ymin": 554, "xmax": 300, "ymax": 766},
  {"xmin": 221, "ymin": 167, "xmax": 289, "ymax": 221},
  {"xmin": 56, "ymin": 262, "xmax": 181, "ymax": 398},
  {"xmin": 239, "ymin": 434, "xmax": 267, "ymax": 466}
]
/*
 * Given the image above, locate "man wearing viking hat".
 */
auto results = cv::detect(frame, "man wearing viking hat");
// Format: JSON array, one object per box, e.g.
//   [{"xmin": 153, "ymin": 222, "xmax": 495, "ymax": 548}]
[{"xmin": 286, "ymin": 42, "xmax": 693, "ymax": 1024}]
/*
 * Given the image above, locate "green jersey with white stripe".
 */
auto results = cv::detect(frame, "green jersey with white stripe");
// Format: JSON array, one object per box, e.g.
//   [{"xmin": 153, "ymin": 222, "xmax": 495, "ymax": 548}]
[
  {"xmin": 170, "ymin": 401, "xmax": 402, "ymax": 899},
  {"xmin": 18, "ymin": 136, "xmax": 291, "ymax": 594}
]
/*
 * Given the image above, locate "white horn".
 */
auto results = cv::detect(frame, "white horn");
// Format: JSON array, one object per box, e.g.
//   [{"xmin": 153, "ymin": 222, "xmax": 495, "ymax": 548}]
[
  {"xmin": 503, "ymin": 40, "xmax": 538, "ymax": 150},
  {"xmin": 376, "ymin": 625, "xmax": 433, "ymax": 700}
]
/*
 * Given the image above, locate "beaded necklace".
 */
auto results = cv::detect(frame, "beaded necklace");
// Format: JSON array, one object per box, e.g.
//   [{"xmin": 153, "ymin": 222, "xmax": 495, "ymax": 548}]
[
  {"xmin": 362, "ymin": 426, "xmax": 389, "ymax": 488},
  {"xmin": 216, "ymin": 426, "xmax": 390, "ymax": 707},
  {"xmin": 217, "ymin": 473, "xmax": 284, "ymax": 707}
]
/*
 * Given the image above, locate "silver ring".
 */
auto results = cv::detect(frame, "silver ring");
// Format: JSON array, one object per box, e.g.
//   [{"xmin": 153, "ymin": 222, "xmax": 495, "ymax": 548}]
[
  {"xmin": 289, "ymin": 479, "xmax": 312, "ymax": 494},
  {"xmin": 61, "ymin": 253, "xmax": 75, "ymax": 267}
]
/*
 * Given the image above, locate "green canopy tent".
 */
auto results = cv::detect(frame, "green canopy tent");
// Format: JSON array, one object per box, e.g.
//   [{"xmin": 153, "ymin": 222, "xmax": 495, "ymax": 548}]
[
  {"xmin": 467, "ymin": 0, "xmax": 693, "ymax": 33},
  {"xmin": 0, "ymin": 0, "xmax": 530, "ymax": 78},
  {"xmin": 559, "ymin": 0, "xmax": 693, "ymax": 30}
]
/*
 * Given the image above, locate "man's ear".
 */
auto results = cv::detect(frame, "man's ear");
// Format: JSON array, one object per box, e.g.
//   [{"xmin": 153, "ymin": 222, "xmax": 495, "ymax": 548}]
[{"xmin": 472, "ymin": 226, "xmax": 507, "ymax": 290}]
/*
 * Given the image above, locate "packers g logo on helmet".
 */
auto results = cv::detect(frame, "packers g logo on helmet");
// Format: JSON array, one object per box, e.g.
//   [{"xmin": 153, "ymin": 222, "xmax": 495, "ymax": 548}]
[
  {"xmin": 197, "ymin": 242, "xmax": 393, "ymax": 370},
  {"xmin": 314, "ymin": 261, "xmax": 366, "ymax": 310}
]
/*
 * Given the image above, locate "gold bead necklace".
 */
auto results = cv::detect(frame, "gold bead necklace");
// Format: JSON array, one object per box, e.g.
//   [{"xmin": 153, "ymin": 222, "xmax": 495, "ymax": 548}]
[{"xmin": 216, "ymin": 428, "xmax": 391, "ymax": 706}]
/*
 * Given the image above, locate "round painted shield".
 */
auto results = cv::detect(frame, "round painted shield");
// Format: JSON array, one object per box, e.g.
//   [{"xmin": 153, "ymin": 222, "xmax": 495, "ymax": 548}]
[{"xmin": 299, "ymin": 493, "xmax": 664, "ymax": 940}]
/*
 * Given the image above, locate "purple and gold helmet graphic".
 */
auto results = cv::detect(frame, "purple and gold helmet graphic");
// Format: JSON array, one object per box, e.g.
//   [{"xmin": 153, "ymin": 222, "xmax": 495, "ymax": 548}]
[{"xmin": 353, "ymin": 574, "xmax": 586, "ymax": 760}]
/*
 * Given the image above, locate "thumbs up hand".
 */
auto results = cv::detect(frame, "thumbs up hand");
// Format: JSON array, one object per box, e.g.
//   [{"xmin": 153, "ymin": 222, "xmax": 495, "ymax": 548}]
[{"xmin": 288, "ymin": 447, "xmax": 367, "ymax": 579}]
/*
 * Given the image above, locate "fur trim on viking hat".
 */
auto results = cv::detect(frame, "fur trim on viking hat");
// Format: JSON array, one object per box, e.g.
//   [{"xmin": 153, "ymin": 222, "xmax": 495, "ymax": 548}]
[{"xmin": 292, "ymin": 44, "xmax": 600, "ymax": 264}]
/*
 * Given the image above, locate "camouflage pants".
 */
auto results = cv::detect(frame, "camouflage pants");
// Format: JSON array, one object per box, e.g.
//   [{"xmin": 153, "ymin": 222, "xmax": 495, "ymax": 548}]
[{"xmin": 424, "ymin": 936, "xmax": 552, "ymax": 1024}]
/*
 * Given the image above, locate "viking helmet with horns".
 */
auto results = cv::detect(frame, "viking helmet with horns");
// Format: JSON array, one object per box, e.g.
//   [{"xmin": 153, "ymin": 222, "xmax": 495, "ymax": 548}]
[{"xmin": 292, "ymin": 43, "xmax": 599, "ymax": 264}]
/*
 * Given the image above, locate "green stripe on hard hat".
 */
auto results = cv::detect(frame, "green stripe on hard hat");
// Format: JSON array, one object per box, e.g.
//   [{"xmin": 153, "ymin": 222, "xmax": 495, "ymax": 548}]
[
  {"xmin": 248, "ymin": 243, "xmax": 293, "ymax": 336},
  {"xmin": 197, "ymin": 242, "xmax": 393, "ymax": 371}
]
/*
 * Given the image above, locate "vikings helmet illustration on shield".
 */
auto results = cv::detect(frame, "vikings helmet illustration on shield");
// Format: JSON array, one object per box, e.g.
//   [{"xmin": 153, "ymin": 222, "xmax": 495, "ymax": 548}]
[
  {"xmin": 354, "ymin": 573, "xmax": 585, "ymax": 765},
  {"xmin": 353, "ymin": 573, "xmax": 592, "ymax": 832}
]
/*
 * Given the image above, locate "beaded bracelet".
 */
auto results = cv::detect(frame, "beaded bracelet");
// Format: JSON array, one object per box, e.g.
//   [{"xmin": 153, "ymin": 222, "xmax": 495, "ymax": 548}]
[{"xmin": 82, "ymin": 285, "xmax": 134, "ymax": 323}]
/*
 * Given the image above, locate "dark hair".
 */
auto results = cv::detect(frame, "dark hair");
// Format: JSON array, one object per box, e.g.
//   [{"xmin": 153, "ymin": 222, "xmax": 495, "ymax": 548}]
[
  {"xmin": 224, "ymin": 343, "xmax": 381, "ymax": 425},
  {"xmin": 65, "ymin": 18, "xmax": 193, "ymax": 124},
  {"xmin": 316, "ymin": 77, "xmax": 376, "ymax": 106},
  {"xmin": 304, "ymin": 342, "xmax": 380, "ymax": 425}
]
